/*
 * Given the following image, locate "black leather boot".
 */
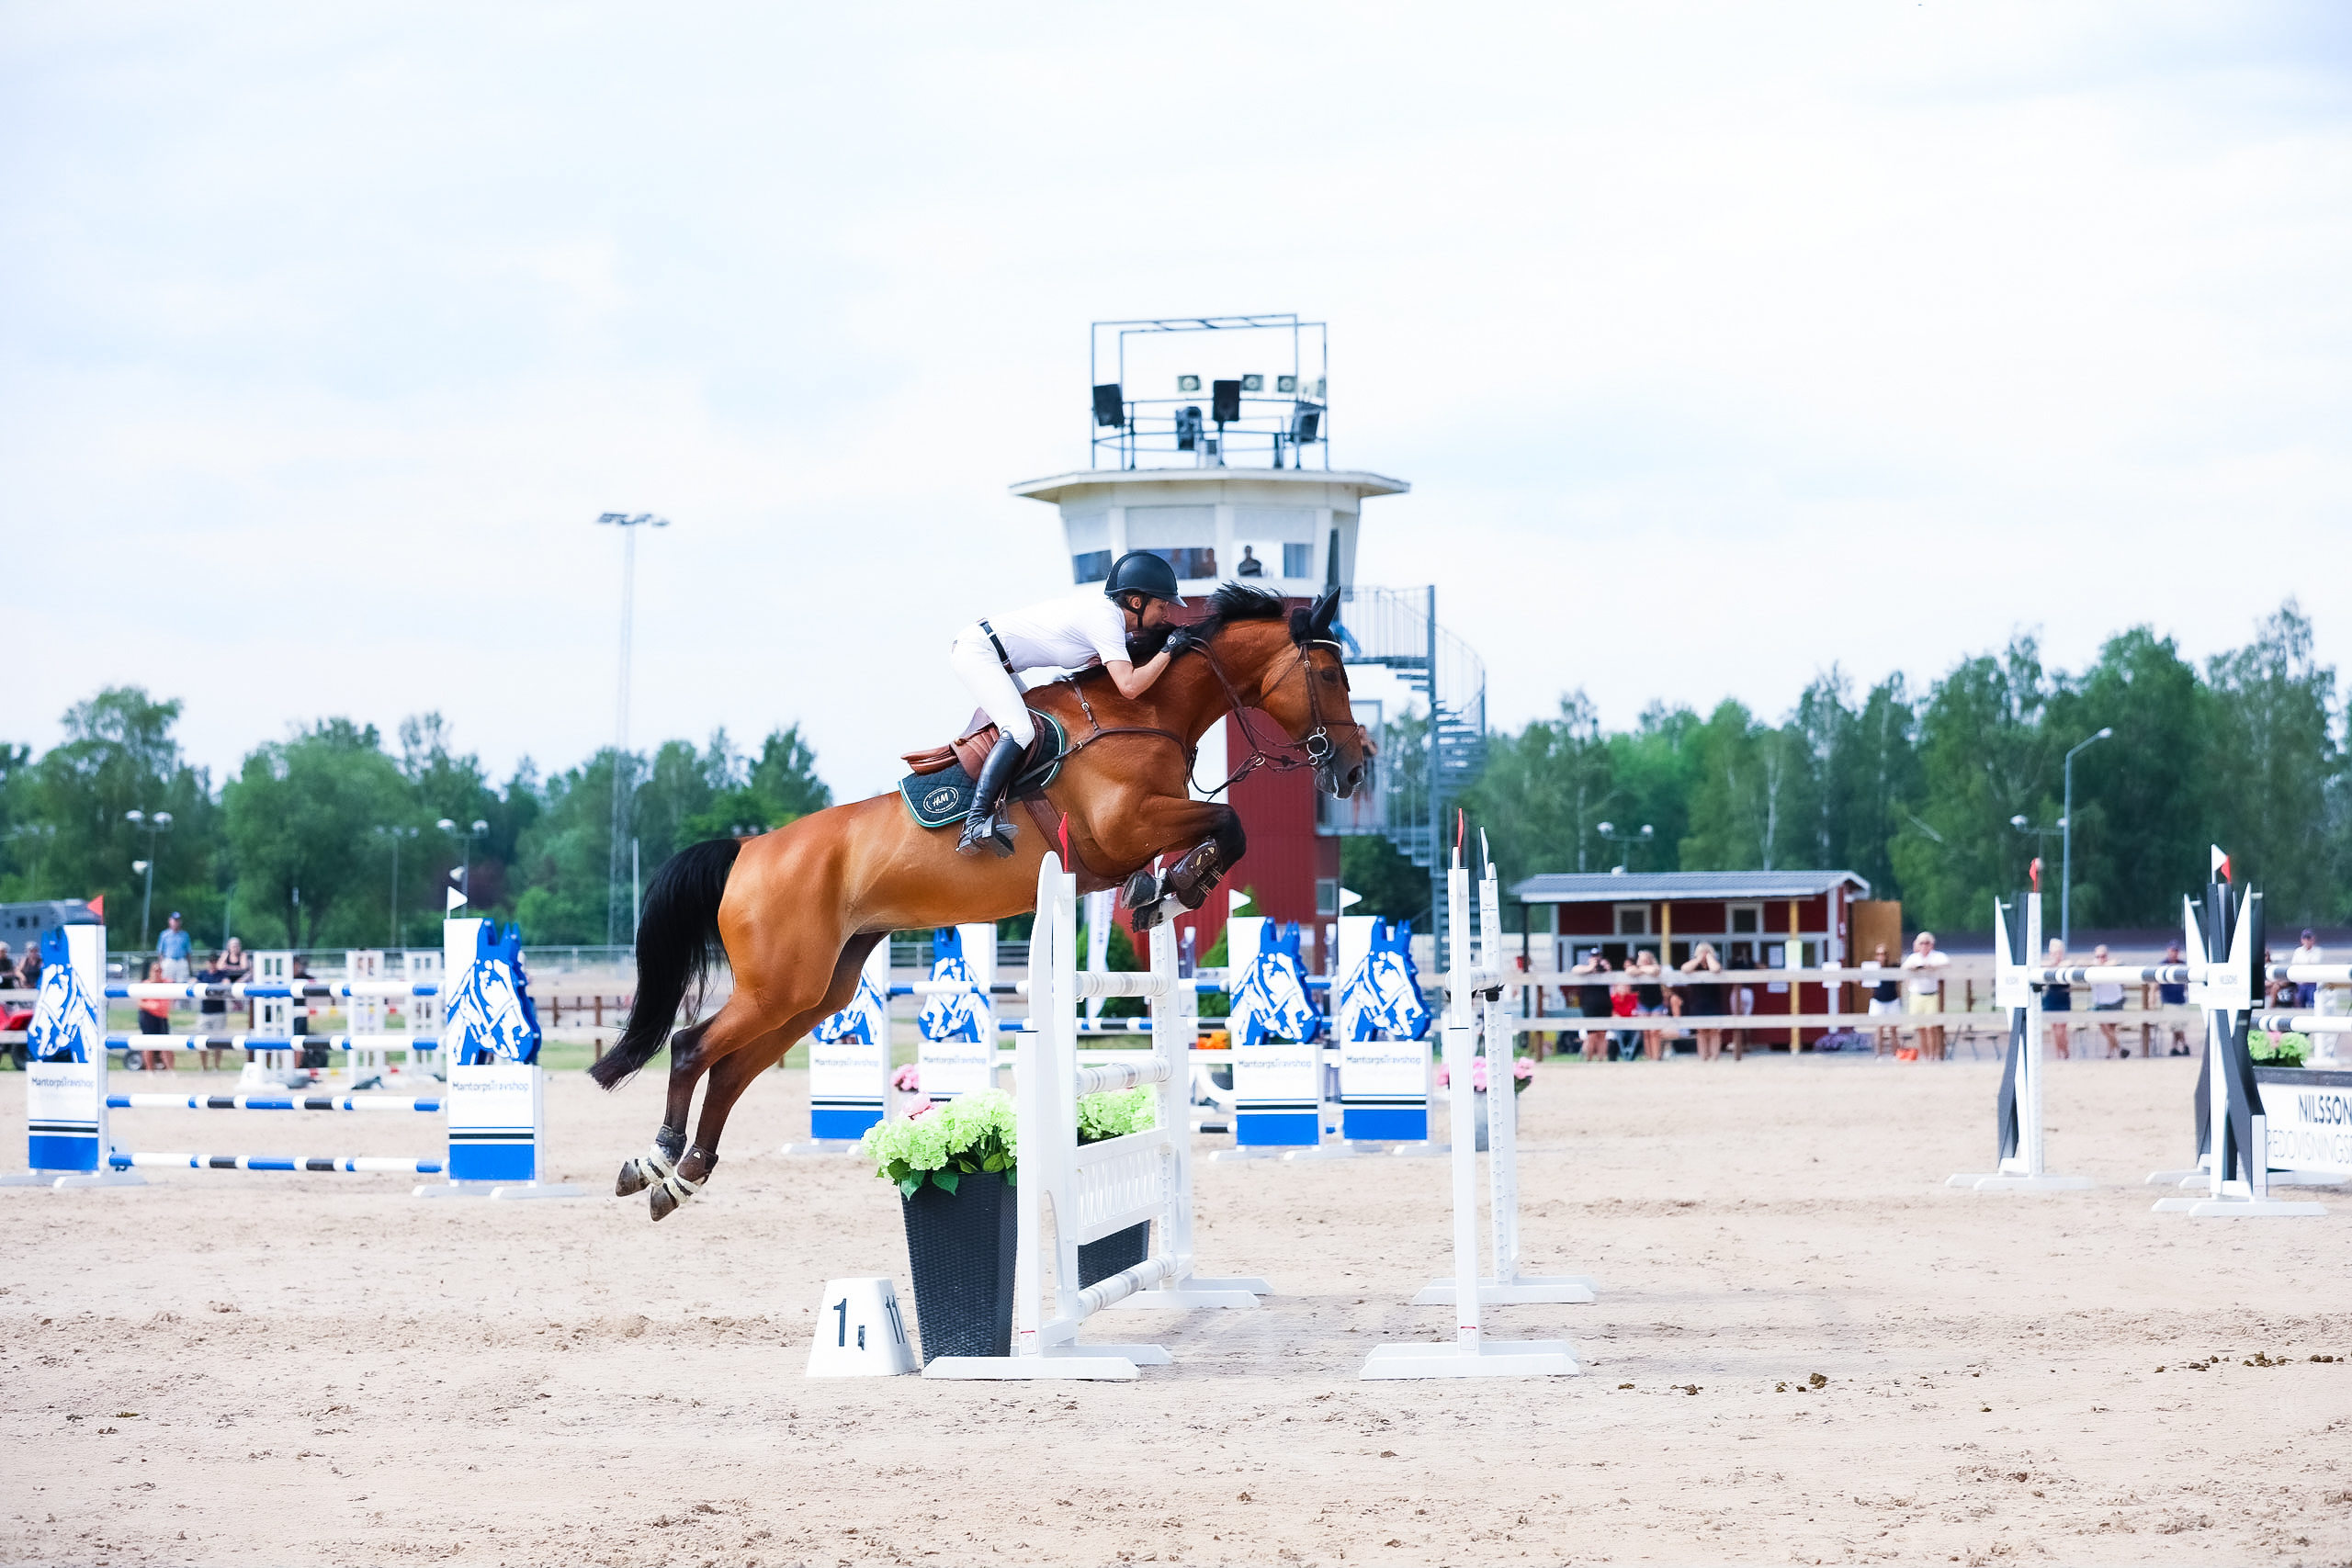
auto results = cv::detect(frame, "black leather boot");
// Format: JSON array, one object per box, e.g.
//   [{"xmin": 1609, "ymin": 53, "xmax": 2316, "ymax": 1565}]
[{"xmin": 956, "ymin": 735, "xmax": 1026, "ymax": 858}]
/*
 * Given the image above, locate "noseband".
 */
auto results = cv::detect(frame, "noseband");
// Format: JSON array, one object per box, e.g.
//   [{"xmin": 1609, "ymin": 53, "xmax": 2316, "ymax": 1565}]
[{"xmin": 1198, "ymin": 636, "xmax": 1355, "ymax": 797}]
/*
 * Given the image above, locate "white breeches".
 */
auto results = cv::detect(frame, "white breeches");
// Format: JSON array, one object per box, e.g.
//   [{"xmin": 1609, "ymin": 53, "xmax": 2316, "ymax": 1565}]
[{"xmin": 950, "ymin": 626, "xmax": 1036, "ymax": 748}]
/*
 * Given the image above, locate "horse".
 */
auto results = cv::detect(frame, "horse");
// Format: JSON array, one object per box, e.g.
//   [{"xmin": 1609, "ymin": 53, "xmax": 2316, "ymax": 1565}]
[
  {"xmin": 1337, "ymin": 919, "xmax": 1431, "ymax": 1042},
  {"xmin": 590, "ymin": 581, "xmax": 1373, "ymax": 1219},
  {"xmin": 1228, "ymin": 919, "xmax": 1323, "ymax": 1046}
]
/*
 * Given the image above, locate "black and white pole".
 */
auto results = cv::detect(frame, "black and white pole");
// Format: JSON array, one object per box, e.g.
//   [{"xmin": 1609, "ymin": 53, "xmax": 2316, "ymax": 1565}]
[{"xmin": 1949, "ymin": 888, "xmax": 2094, "ymax": 1191}]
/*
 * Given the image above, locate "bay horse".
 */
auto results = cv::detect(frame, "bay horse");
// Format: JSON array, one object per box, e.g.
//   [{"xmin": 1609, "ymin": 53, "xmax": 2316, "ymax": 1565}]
[{"xmin": 588, "ymin": 582, "xmax": 1371, "ymax": 1219}]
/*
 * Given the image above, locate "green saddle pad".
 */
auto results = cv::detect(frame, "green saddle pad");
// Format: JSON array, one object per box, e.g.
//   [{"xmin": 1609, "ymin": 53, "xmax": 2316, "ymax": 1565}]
[{"xmin": 898, "ymin": 715, "xmax": 1070, "ymax": 829}]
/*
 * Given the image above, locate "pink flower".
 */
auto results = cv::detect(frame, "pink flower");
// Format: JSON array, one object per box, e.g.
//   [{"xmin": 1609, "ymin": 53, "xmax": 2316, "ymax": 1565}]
[{"xmin": 891, "ymin": 1065, "xmax": 922, "ymax": 1092}]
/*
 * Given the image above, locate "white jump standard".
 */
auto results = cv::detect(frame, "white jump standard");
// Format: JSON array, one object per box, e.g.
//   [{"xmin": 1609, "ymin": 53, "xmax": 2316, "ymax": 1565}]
[
  {"xmin": 1364, "ymin": 840, "xmax": 1584, "ymax": 1381},
  {"xmin": 1948, "ymin": 888, "xmax": 2096, "ymax": 1193},
  {"xmin": 923, "ymin": 850, "xmax": 1269, "ymax": 1381}
]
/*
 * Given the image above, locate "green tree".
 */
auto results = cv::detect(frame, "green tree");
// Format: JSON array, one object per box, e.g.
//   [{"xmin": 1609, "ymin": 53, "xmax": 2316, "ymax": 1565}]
[
  {"xmin": 22, "ymin": 688, "xmax": 223, "ymax": 945},
  {"xmin": 222, "ymin": 719, "xmax": 409, "ymax": 947},
  {"xmin": 2042, "ymin": 627, "xmax": 2207, "ymax": 929},
  {"xmin": 513, "ymin": 751, "xmax": 623, "ymax": 945},
  {"xmin": 1888, "ymin": 637, "xmax": 2055, "ymax": 932},
  {"xmin": 2204, "ymin": 603, "xmax": 2340, "ymax": 925}
]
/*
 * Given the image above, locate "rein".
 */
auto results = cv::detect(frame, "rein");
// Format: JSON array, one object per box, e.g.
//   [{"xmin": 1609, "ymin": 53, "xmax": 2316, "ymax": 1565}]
[{"xmin": 1035, "ymin": 634, "xmax": 1353, "ymax": 797}]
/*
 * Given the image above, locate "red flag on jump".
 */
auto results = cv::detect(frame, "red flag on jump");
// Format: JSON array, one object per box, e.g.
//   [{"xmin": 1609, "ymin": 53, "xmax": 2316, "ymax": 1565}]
[{"xmin": 87, "ymin": 894, "xmax": 105, "ymax": 919}]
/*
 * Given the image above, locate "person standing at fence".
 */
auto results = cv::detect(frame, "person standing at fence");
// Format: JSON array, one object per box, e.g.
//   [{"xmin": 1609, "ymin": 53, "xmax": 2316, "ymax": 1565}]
[
  {"xmin": 157, "ymin": 911, "xmax": 192, "ymax": 983},
  {"xmin": 136, "ymin": 959, "xmax": 175, "ymax": 1074},
  {"xmin": 2088, "ymin": 942, "xmax": 2125, "ymax": 1056},
  {"xmin": 2041, "ymin": 938, "xmax": 2073, "ymax": 1057},
  {"xmin": 2290, "ymin": 929, "xmax": 2325, "ymax": 1009},
  {"xmin": 1902, "ymin": 931, "xmax": 1950, "ymax": 1060},
  {"xmin": 0, "ymin": 941, "xmax": 16, "ymax": 990},
  {"xmin": 1682, "ymin": 942, "xmax": 1728, "ymax": 1062},
  {"xmin": 1632, "ymin": 949, "xmax": 1670, "ymax": 1061},
  {"xmin": 2155, "ymin": 941, "xmax": 2190, "ymax": 1056},
  {"xmin": 1571, "ymin": 949, "xmax": 1612, "ymax": 1063},
  {"xmin": 1864, "ymin": 942, "xmax": 1902, "ymax": 1055}
]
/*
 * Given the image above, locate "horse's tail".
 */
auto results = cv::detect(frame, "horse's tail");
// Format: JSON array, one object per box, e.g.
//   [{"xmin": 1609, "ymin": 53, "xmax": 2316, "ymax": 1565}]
[{"xmin": 588, "ymin": 837, "xmax": 741, "ymax": 1089}]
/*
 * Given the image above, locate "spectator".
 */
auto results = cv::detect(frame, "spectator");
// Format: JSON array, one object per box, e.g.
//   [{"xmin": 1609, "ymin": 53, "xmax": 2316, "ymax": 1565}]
[
  {"xmin": 1683, "ymin": 942, "xmax": 1727, "ymax": 1062},
  {"xmin": 1730, "ymin": 978, "xmax": 1756, "ymax": 1061},
  {"xmin": 1235, "ymin": 545, "xmax": 1265, "ymax": 577},
  {"xmin": 2290, "ymin": 929, "xmax": 2325, "ymax": 1010},
  {"xmin": 201, "ymin": 940, "xmax": 250, "ymax": 1074},
  {"xmin": 157, "ymin": 912, "xmax": 192, "ymax": 982},
  {"xmin": 1630, "ymin": 949, "xmax": 1671, "ymax": 1061},
  {"xmin": 16, "ymin": 942, "xmax": 40, "ymax": 993},
  {"xmin": 2041, "ymin": 938, "xmax": 2073, "ymax": 1057},
  {"xmin": 2089, "ymin": 942, "xmax": 2125, "ymax": 1057},
  {"xmin": 2155, "ymin": 941, "xmax": 2191, "ymax": 1056},
  {"xmin": 1863, "ymin": 942, "xmax": 1902, "ymax": 1055},
  {"xmin": 1571, "ymin": 949, "xmax": 1613, "ymax": 1064},
  {"xmin": 1902, "ymin": 931, "xmax": 1951, "ymax": 1060},
  {"xmin": 290, "ymin": 952, "xmax": 331, "ymax": 1072},
  {"xmin": 0, "ymin": 941, "xmax": 16, "ymax": 990},
  {"xmin": 136, "ymin": 958, "xmax": 175, "ymax": 1073},
  {"xmin": 1609, "ymin": 969, "xmax": 1640, "ymax": 1060}
]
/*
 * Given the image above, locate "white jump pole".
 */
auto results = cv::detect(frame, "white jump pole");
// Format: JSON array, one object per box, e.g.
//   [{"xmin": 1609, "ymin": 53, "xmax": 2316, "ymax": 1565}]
[{"xmin": 1363, "ymin": 840, "xmax": 1579, "ymax": 1381}]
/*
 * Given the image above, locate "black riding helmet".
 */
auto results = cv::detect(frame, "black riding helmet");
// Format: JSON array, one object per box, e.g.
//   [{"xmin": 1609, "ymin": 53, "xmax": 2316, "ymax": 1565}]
[{"xmin": 1102, "ymin": 550, "xmax": 1187, "ymax": 607}]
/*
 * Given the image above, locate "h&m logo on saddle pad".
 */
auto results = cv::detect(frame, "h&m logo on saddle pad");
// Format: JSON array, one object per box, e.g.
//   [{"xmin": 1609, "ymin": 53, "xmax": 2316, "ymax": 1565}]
[{"xmin": 896, "ymin": 714, "xmax": 1071, "ymax": 829}]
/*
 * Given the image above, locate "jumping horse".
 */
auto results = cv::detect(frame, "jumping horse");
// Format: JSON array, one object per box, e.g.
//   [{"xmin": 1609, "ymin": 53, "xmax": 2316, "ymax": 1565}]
[{"xmin": 589, "ymin": 582, "xmax": 1372, "ymax": 1219}]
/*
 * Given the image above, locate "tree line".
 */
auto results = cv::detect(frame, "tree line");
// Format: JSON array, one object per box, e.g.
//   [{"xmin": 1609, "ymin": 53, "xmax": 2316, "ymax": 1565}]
[
  {"xmin": 1344, "ymin": 603, "xmax": 2345, "ymax": 933},
  {"xmin": 0, "ymin": 689, "xmax": 831, "ymax": 953}
]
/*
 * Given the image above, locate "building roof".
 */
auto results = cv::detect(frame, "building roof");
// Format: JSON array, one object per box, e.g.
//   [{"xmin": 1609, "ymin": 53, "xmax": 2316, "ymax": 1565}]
[
  {"xmin": 1008, "ymin": 468, "xmax": 1410, "ymax": 505},
  {"xmin": 1510, "ymin": 870, "xmax": 1871, "ymax": 904}
]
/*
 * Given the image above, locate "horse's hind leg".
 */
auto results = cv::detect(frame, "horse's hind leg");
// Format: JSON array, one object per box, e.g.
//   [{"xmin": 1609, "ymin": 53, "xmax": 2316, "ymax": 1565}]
[{"xmin": 613, "ymin": 1008, "xmax": 727, "ymax": 1199}]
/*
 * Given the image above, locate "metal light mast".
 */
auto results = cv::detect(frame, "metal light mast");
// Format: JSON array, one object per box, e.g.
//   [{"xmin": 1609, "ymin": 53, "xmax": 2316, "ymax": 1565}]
[{"xmin": 597, "ymin": 512, "xmax": 669, "ymax": 948}]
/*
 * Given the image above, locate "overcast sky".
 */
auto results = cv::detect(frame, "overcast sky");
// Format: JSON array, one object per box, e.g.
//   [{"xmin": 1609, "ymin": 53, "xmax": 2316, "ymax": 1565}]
[{"xmin": 6, "ymin": 3, "xmax": 2347, "ymax": 800}]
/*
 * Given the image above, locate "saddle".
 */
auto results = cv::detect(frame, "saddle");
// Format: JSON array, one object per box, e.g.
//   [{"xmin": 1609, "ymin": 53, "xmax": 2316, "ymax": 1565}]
[{"xmin": 896, "ymin": 710, "xmax": 1072, "ymax": 830}]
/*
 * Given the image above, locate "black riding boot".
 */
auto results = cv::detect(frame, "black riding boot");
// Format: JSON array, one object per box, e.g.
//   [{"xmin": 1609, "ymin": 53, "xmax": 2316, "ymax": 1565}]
[{"xmin": 956, "ymin": 735, "xmax": 1026, "ymax": 858}]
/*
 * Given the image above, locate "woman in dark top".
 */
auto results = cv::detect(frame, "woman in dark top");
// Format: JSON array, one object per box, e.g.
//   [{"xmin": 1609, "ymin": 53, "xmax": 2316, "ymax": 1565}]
[
  {"xmin": 1572, "ymin": 951, "xmax": 1613, "ymax": 1064},
  {"xmin": 2040, "ymin": 938, "xmax": 2072, "ymax": 1058},
  {"xmin": 1682, "ymin": 942, "xmax": 1727, "ymax": 1062},
  {"xmin": 1632, "ymin": 951, "xmax": 1669, "ymax": 1061}
]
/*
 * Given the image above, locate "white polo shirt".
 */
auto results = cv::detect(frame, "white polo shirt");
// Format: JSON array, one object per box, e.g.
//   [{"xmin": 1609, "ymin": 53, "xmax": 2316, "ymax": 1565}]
[{"xmin": 984, "ymin": 593, "xmax": 1133, "ymax": 674}]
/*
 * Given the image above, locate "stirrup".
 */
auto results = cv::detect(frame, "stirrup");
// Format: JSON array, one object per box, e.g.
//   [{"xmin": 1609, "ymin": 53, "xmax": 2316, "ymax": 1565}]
[
  {"xmin": 957, "ymin": 812, "xmax": 1016, "ymax": 859},
  {"xmin": 639, "ymin": 1141, "xmax": 703, "ymax": 1207}
]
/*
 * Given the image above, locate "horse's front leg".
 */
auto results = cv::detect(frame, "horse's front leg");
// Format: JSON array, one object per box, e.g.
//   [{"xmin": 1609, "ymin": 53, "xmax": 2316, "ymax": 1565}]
[{"xmin": 1089, "ymin": 796, "xmax": 1246, "ymax": 929}]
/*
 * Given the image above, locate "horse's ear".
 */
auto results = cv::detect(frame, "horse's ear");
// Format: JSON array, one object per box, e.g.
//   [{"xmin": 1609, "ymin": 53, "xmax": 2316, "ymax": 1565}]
[{"xmin": 1309, "ymin": 586, "xmax": 1340, "ymax": 637}]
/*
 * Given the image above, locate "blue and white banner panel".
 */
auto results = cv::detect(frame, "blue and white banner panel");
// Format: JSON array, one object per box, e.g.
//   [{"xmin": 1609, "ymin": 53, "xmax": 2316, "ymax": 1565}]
[
  {"xmin": 441, "ymin": 919, "xmax": 545, "ymax": 1183},
  {"xmin": 1334, "ymin": 915, "xmax": 1432, "ymax": 1142},
  {"xmin": 917, "ymin": 923, "xmax": 997, "ymax": 1102},
  {"xmin": 26, "ymin": 923, "xmax": 107, "ymax": 1175},
  {"xmin": 2258, "ymin": 1066, "xmax": 2352, "ymax": 1176},
  {"xmin": 1227, "ymin": 917, "xmax": 1323, "ymax": 1146},
  {"xmin": 808, "ymin": 942, "xmax": 892, "ymax": 1140}
]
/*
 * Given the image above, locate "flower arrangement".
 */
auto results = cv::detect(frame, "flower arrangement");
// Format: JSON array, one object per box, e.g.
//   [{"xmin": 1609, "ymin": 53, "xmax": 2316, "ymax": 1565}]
[
  {"xmin": 1076, "ymin": 1087, "xmax": 1157, "ymax": 1144},
  {"xmin": 1434, "ymin": 1054, "xmax": 1535, "ymax": 1094},
  {"xmin": 2251, "ymin": 1031, "xmax": 2308, "ymax": 1067},
  {"xmin": 859, "ymin": 1088, "xmax": 1016, "ymax": 1197}
]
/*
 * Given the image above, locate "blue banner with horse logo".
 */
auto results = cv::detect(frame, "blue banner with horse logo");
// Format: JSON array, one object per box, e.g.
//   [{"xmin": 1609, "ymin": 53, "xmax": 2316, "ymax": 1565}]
[
  {"xmin": 808, "ymin": 942, "xmax": 891, "ymax": 1139},
  {"xmin": 444, "ymin": 920, "xmax": 543, "ymax": 1182},
  {"xmin": 26, "ymin": 923, "xmax": 106, "ymax": 1173},
  {"xmin": 916, "ymin": 924, "xmax": 997, "ymax": 1101},
  {"xmin": 1335, "ymin": 917, "xmax": 1433, "ymax": 1142},
  {"xmin": 1226, "ymin": 919, "xmax": 1323, "ymax": 1146}
]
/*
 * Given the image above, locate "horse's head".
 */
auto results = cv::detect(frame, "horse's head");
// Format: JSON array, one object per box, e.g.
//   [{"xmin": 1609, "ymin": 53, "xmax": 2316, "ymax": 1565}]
[
  {"xmin": 27, "ymin": 928, "xmax": 96, "ymax": 1063},
  {"xmin": 451, "ymin": 922, "xmax": 541, "ymax": 1066},
  {"xmin": 1191, "ymin": 583, "xmax": 1373, "ymax": 799}
]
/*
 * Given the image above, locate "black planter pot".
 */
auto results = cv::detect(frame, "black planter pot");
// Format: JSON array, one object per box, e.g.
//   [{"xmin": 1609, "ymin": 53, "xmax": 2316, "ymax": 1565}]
[
  {"xmin": 899, "ymin": 1168, "xmax": 1018, "ymax": 1364},
  {"xmin": 1076, "ymin": 1220, "xmax": 1151, "ymax": 1288}
]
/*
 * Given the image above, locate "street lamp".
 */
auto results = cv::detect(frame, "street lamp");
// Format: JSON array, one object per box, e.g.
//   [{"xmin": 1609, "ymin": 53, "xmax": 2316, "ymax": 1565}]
[
  {"xmin": 2062, "ymin": 727, "xmax": 2114, "ymax": 947},
  {"xmin": 597, "ymin": 511, "xmax": 670, "ymax": 946},
  {"xmin": 2008, "ymin": 814, "xmax": 2064, "ymax": 896},
  {"xmin": 1595, "ymin": 820, "xmax": 1655, "ymax": 873},
  {"xmin": 374, "ymin": 825, "xmax": 421, "ymax": 945},
  {"xmin": 437, "ymin": 818, "xmax": 490, "ymax": 902},
  {"xmin": 124, "ymin": 808, "xmax": 174, "ymax": 945}
]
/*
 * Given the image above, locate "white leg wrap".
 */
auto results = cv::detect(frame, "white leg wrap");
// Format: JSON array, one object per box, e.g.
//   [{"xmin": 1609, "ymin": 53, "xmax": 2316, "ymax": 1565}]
[{"xmin": 639, "ymin": 1141, "xmax": 703, "ymax": 1207}]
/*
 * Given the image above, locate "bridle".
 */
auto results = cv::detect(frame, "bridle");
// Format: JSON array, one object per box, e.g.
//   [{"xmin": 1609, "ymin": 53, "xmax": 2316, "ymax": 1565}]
[
  {"xmin": 1194, "ymin": 635, "xmax": 1353, "ymax": 797},
  {"xmin": 1044, "ymin": 628, "xmax": 1361, "ymax": 798}
]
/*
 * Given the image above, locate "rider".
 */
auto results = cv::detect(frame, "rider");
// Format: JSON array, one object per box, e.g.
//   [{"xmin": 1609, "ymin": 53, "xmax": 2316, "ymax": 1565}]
[{"xmin": 948, "ymin": 551, "xmax": 1187, "ymax": 857}]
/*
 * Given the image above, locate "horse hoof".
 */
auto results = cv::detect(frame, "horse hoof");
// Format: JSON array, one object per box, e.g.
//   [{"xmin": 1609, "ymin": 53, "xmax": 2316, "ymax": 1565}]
[
  {"xmin": 1130, "ymin": 897, "xmax": 1169, "ymax": 931},
  {"xmin": 649, "ymin": 1184, "xmax": 678, "ymax": 1222},
  {"xmin": 615, "ymin": 1158, "xmax": 649, "ymax": 1198}
]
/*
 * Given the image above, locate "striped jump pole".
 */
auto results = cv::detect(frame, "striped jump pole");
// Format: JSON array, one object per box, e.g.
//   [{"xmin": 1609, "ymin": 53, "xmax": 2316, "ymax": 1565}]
[
  {"xmin": 107, "ymin": 1093, "xmax": 442, "ymax": 1112},
  {"xmin": 109, "ymin": 1154, "xmax": 444, "ymax": 1174}
]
